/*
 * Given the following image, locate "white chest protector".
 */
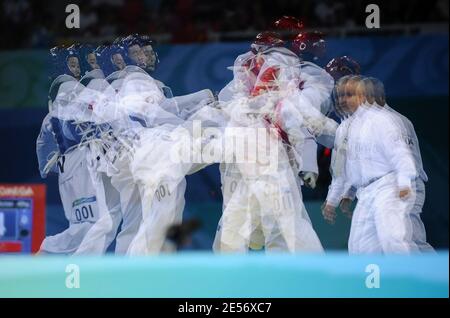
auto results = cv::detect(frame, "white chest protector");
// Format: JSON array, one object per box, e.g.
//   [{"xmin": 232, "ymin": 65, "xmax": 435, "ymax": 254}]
[{"xmin": 57, "ymin": 147, "xmax": 100, "ymax": 224}]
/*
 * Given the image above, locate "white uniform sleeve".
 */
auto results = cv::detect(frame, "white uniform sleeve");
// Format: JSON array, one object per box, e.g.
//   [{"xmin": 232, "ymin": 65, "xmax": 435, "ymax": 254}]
[
  {"xmin": 297, "ymin": 64, "xmax": 336, "ymax": 148},
  {"xmin": 326, "ymin": 151, "xmax": 350, "ymax": 206},
  {"xmin": 300, "ymin": 128, "xmax": 318, "ymax": 174},
  {"xmin": 299, "ymin": 62, "xmax": 335, "ymax": 109},
  {"xmin": 218, "ymin": 81, "xmax": 235, "ymax": 102},
  {"xmin": 140, "ymin": 106, "xmax": 185, "ymax": 127},
  {"xmin": 379, "ymin": 115, "xmax": 418, "ymax": 189},
  {"xmin": 278, "ymin": 101, "xmax": 304, "ymax": 146},
  {"xmin": 169, "ymin": 89, "xmax": 215, "ymax": 120},
  {"xmin": 325, "ymin": 124, "xmax": 351, "ymax": 206},
  {"xmin": 286, "ymin": 93, "xmax": 338, "ymax": 139},
  {"xmin": 36, "ymin": 113, "xmax": 59, "ymax": 178},
  {"xmin": 326, "ymin": 175, "xmax": 348, "ymax": 207}
]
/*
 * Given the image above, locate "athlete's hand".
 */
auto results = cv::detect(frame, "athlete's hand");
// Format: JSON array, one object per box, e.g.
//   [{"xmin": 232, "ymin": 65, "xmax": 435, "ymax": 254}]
[
  {"xmin": 339, "ymin": 198, "xmax": 353, "ymax": 218},
  {"xmin": 321, "ymin": 201, "xmax": 337, "ymax": 225},
  {"xmin": 301, "ymin": 172, "xmax": 318, "ymax": 189}
]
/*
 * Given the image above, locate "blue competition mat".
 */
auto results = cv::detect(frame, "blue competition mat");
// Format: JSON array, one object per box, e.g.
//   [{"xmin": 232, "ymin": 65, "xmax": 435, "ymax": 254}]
[{"xmin": 0, "ymin": 252, "xmax": 448, "ymax": 297}]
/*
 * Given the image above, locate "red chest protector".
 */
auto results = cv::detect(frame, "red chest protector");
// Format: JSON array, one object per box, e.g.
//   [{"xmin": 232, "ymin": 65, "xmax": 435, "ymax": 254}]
[
  {"xmin": 263, "ymin": 101, "xmax": 291, "ymax": 146},
  {"xmin": 244, "ymin": 55, "xmax": 291, "ymax": 146},
  {"xmin": 251, "ymin": 66, "xmax": 280, "ymax": 97}
]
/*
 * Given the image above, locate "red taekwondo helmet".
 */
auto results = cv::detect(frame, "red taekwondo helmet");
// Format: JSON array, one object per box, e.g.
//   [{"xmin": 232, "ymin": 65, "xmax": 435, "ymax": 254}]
[
  {"xmin": 325, "ymin": 55, "xmax": 361, "ymax": 81},
  {"xmin": 292, "ymin": 31, "xmax": 326, "ymax": 60},
  {"xmin": 251, "ymin": 31, "xmax": 285, "ymax": 54},
  {"xmin": 273, "ymin": 16, "xmax": 304, "ymax": 40}
]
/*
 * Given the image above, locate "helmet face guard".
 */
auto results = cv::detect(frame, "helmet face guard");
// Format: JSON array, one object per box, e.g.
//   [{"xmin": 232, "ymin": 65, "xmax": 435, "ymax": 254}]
[
  {"xmin": 49, "ymin": 45, "xmax": 84, "ymax": 81},
  {"xmin": 137, "ymin": 34, "xmax": 159, "ymax": 72},
  {"xmin": 116, "ymin": 35, "xmax": 147, "ymax": 69}
]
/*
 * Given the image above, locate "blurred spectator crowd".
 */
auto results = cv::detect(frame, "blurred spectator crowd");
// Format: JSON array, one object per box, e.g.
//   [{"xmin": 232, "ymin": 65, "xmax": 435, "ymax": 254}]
[{"xmin": 1, "ymin": 0, "xmax": 449, "ymax": 49}]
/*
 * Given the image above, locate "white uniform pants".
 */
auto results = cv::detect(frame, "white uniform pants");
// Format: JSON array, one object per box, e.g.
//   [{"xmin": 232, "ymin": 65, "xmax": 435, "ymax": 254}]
[
  {"xmin": 214, "ymin": 161, "xmax": 323, "ymax": 253},
  {"xmin": 349, "ymin": 173, "xmax": 434, "ymax": 254}
]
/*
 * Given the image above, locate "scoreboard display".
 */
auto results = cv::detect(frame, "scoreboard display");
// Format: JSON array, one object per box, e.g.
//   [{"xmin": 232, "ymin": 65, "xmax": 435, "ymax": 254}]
[{"xmin": 0, "ymin": 184, "xmax": 46, "ymax": 254}]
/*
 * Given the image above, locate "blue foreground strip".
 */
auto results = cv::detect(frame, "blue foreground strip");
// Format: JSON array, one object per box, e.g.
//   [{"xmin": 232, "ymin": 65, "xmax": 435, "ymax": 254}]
[{"xmin": 0, "ymin": 252, "xmax": 448, "ymax": 297}]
